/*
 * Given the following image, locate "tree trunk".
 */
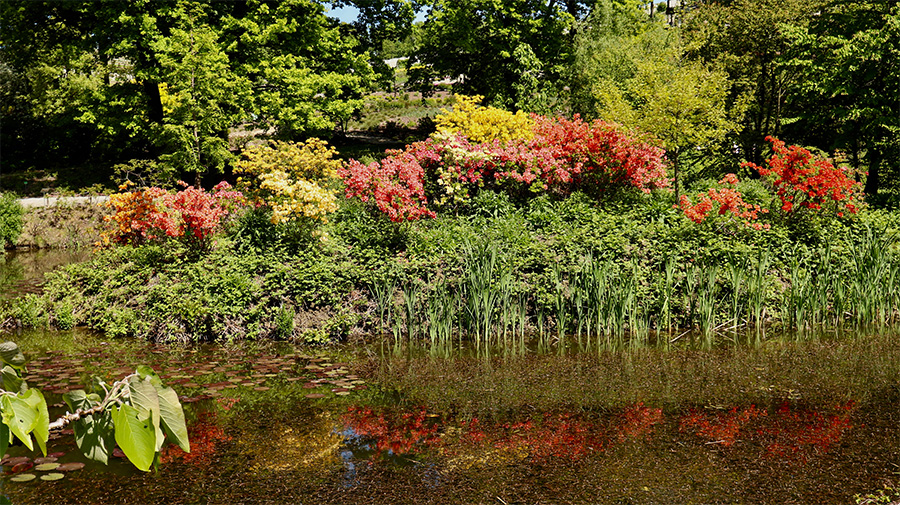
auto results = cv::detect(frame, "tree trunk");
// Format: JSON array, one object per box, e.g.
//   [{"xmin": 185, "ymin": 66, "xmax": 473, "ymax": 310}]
[
  {"xmin": 864, "ymin": 146, "xmax": 881, "ymax": 197},
  {"xmin": 143, "ymin": 80, "xmax": 164, "ymax": 124}
]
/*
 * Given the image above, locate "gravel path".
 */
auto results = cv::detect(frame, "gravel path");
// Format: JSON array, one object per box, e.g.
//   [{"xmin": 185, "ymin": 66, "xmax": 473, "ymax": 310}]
[{"xmin": 18, "ymin": 195, "xmax": 109, "ymax": 208}]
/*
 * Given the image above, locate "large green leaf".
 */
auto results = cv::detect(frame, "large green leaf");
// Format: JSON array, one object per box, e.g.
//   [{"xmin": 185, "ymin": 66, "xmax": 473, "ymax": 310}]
[
  {"xmin": 0, "ymin": 394, "xmax": 36, "ymax": 451},
  {"xmin": 1, "ymin": 365, "xmax": 24, "ymax": 393},
  {"xmin": 155, "ymin": 384, "xmax": 190, "ymax": 453},
  {"xmin": 72, "ymin": 411, "xmax": 114, "ymax": 465},
  {"xmin": 0, "ymin": 342, "xmax": 25, "ymax": 370},
  {"xmin": 135, "ymin": 365, "xmax": 160, "ymax": 384},
  {"xmin": 0, "ymin": 421, "xmax": 9, "ymax": 458},
  {"xmin": 64, "ymin": 389, "xmax": 90, "ymax": 412},
  {"xmin": 21, "ymin": 389, "xmax": 48, "ymax": 456},
  {"xmin": 112, "ymin": 403, "xmax": 157, "ymax": 472},
  {"xmin": 128, "ymin": 376, "xmax": 164, "ymax": 451}
]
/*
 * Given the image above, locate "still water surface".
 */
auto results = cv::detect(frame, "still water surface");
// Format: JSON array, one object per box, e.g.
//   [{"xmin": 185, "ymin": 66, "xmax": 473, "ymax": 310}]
[{"xmin": 0, "ymin": 328, "xmax": 896, "ymax": 505}]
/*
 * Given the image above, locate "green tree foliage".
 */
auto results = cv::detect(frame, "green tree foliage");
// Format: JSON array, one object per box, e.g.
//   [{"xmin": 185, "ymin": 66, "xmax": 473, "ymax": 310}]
[
  {"xmin": 0, "ymin": 194, "xmax": 24, "ymax": 248},
  {"xmin": 569, "ymin": 3, "xmax": 734, "ymax": 196},
  {"xmin": 408, "ymin": 0, "xmax": 577, "ymax": 111},
  {"xmin": 566, "ymin": 0, "xmax": 649, "ymax": 112},
  {"xmin": 0, "ymin": 0, "xmax": 375, "ymax": 178},
  {"xmin": 153, "ymin": 4, "xmax": 251, "ymax": 185},
  {"xmin": 779, "ymin": 0, "xmax": 900, "ymax": 197},
  {"xmin": 223, "ymin": 0, "xmax": 375, "ymax": 138},
  {"xmin": 330, "ymin": 0, "xmax": 416, "ymax": 87},
  {"xmin": 680, "ymin": 0, "xmax": 826, "ymax": 165}
]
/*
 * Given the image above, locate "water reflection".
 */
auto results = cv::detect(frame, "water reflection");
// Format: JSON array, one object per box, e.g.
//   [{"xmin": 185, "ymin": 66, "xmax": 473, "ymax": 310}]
[
  {"xmin": 337, "ymin": 401, "xmax": 855, "ymax": 468},
  {"xmin": 0, "ymin": 249, "xmax": 91, "ymax": 298},
  {"xmin": 0, "ymin": 329, "xmax": 897, "ymax": 505}
]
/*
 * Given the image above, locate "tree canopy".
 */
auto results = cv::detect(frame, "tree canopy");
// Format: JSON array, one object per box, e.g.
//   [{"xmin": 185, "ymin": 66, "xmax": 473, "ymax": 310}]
[{"xmin": 1, "ymin": 0, "xmax": 897, "ymax": 199}]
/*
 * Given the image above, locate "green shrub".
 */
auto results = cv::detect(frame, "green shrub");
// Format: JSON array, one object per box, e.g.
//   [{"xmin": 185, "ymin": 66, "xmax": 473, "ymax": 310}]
[
  {"xmin": 14, "ymin": 294, "xmax": 48, "ymax": 328},
  {"xmin": 0, "ymin": 192, "xmax": 24, "ymax": 248},
  {"xmin": 274, "ymin": 306, "xmax": 295, "ymax": 339},
  {"xmin": 55, "ymin": 300, "xmax": 75, "ymax": 330}
]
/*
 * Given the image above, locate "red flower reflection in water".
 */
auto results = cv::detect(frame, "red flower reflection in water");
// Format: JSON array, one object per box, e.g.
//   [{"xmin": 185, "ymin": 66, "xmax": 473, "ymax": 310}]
[
  {"xmin": 342, "ymin": 406, "xmax": 441, "ymax": 454},
  {"xmin": 759, "ymin": 401, "xmax": 855, "ymax": 460},
  {"xmin": 679, "ymin": 402, "xmax": 855, "ymax": 461},
  {"xmin": 680, "ymin": 405, "xmax": 768, "ymax": 447},
  {"xmin": 342, "ymin": 403, "xmax": 664, "ymax": 462},
  {"xmin": 160, "ymin": 411, "xmax": 233, "ymax": 465},
  {"xmin": 616, "ymin": 402, "xmax": 665, "ymax": 443}
]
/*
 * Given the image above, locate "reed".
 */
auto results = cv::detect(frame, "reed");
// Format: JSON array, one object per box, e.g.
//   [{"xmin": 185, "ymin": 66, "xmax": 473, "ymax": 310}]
[
  {"xmin": 696, "ymin": 263, "xmax": 719, "ymax": 336},
  {"xmin": 551, "ymin": 262, "xmax": 569, "ymax": 345},
  {"xmin": 402, "ymin": 279, "xmax": 422, "ymax": 339},
  {"xmin": 747, "ymin": 250, "xmax": 770, "ymax": 330},
  {"xmin": 658, "ymin": 253, "xmax": 677, "ymax": 334},
  {"xmin": 725, "ymin": 254, "xmax": 748, "ymax": 330},
  {"xmin": 370, "ymin": 275, "xmax": 396, "ymax": 336}
]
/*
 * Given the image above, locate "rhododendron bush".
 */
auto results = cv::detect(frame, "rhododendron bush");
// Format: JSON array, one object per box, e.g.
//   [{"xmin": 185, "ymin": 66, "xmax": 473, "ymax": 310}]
[
  {"xmin": 435, "ymin": 95, "xmax": 535, "ymax": 144},
  {"xmin": 677, "ymin": 174, "xmax": 770, "ymax": 231},
  {"xmin": 339, "ymin": 109, "xmax": 669, "ymax": 222},
  {"xmin": 234, "ymin": 139, "xmax": 341, "ymax": 224},
  {"xmin": 103, "ymin": 181, "xmax": 244, "ymax": 253},
  {"xmin": 742, "ymin": 137, "xmax": 862, "ymax": 217}
]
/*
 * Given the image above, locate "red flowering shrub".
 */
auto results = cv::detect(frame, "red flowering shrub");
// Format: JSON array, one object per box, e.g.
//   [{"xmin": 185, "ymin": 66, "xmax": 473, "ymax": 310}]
[
  {"xmin": 677, "ymin": 174, "xmax": 769, "ymax": 230},
  {"xmin": 742, "ymin": 137, "xmax": 862, "ymax": 217},
  {"xmin": 530, "ymin": 115, "xmax": 669, "ymax": 193},
  {"xmin": 339, "ymin": 114, "xmax": 669, "ymax": 222},
  {"xmin": 103, "ymin": 181, "xmax": 244, "ymax": 253},
  {"xmin": 340, "ymin": 150, "xmax": 437, "ymax": 222}
]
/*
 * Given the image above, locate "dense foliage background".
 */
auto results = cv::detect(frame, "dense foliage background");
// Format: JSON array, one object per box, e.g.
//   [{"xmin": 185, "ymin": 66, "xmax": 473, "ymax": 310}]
[{"xmin": 1, "ymin": 0, "xmax": 897, "ymax": 199}]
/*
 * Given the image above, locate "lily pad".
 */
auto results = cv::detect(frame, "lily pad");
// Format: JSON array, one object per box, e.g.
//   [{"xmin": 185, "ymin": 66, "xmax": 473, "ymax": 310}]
[
  {"xmin": 56, "ymin": 462, "xmax": 85, "ymax": 471},
  {"xmin": 47, "ymin": 452, "xmax": 66, "ymax": 458},
  {"xmin": 9, "ymin": 473, "xmax": 36, "ymax": 482},
  {"xmin": 2, "ymin": 456, "xmax": 30, "ymax": 466},
  {"xmin": 34, "ymin": 463, "xmax": 60, "ymax": 471},
  {"xmin": 304, "ymin": 393, "xmax": 326, "ymax": 399},
  {"xmin": 40, "ymin": 473, "xmax": 65, "ymax": 481},
  {"xmin": 33, "ymin": 457, "xmax": 58, "ymax": 465},
  {"xmin": 11, "ymin": 462, "xmax": 34, "ymax": 473}
]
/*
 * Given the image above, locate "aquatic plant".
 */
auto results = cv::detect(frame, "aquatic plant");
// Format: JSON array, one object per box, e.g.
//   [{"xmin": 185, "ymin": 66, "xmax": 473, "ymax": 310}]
[{"xmin": 0, "ymin": 341, "xmax": 189, "ymax": 472}]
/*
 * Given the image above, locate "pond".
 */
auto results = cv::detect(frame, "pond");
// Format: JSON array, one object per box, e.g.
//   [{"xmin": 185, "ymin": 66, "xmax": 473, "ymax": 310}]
[
  {"xmin": 0, "ymin": 252, "xmax": 898, "ymax": 504},
  {"xmin": 0, "ymin": 249, "xmax": 91, "ymax": 300}
]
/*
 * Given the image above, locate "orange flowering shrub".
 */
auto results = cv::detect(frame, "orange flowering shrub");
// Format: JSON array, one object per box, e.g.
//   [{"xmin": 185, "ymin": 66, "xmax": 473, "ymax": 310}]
[{"xmin": 102, "ymin": 181, "xmax": 244, "ymax": 253}]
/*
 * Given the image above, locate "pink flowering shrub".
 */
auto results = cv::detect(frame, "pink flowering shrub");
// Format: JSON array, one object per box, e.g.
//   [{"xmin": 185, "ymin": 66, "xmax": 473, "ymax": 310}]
[
  {"xmin": 338, "ymin": 114, "xmax": 669, "ymax": 222},
  {"xmin": 103, "ymin": 181, "xmax": 245, "ymax": 253}
]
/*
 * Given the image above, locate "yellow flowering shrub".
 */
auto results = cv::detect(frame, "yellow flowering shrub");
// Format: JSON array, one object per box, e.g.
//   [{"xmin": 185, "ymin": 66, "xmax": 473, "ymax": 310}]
[
  {"xmin": 234, "ymin": 139, "xmax": 340, "ymax": 224},
  {"xmin": 435, "ymin": 95, "xmax": 534, "ymax": 144}
]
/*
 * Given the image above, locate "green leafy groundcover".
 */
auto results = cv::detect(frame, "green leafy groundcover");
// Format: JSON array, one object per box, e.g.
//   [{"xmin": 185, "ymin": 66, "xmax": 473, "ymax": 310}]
[{"xmin": 8, "ymin": 191, "xmax": 900, "ymax": 343}]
